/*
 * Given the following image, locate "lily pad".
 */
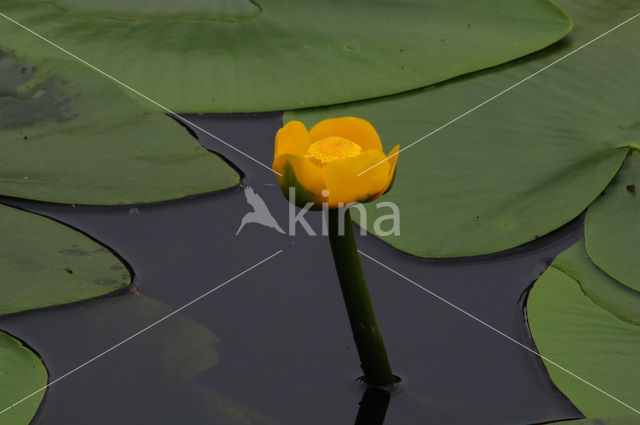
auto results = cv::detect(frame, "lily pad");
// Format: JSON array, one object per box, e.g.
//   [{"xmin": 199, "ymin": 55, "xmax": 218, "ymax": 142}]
[
  {"xmin": 527, "ymin": 250, "xmax": 640, "ymax": 417},
  {"xmin": 0, "ymin": 331, "xmax": 47, "ymax": 425},
  {"xmin": 552, "ymin": 240, "xmax": 640, "ymax": 327},
  {"xmin": 545, "ymin": 419, "xmax": 639, "ymax": 425},
  {"xmin": 0, "ymin": 49, "xmax": 239, "ymax": 205},
  {"xmin": 45, "ymin": 294, "xmax": 251, "ymax": 424},
  {"xmin": 0, "ymin": 0, "xmax": 570, "ymax": 112},
  {"xmin": 287, "ymin": 0, "xmax": 640, "ymax": 257},
  {"xmin": 48, "ymin": 0, "xmax": 261, "ymax": 21},
  {"xmin": 585, "ymin": 150, "xmax": 640, "ymax": 293},
  {"xmin": 89, "ymin": 295, "xmax": 221, "ymax": 384},
  {"xmin": 0, "ymin": 203, "xmax": 130, "ymax": 315}
]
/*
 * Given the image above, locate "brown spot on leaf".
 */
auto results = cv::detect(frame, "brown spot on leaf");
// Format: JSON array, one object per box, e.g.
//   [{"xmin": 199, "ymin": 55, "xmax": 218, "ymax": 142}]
[{"xmin": 60, "ymin": 246, "xmax": 90, "ymax": 256}]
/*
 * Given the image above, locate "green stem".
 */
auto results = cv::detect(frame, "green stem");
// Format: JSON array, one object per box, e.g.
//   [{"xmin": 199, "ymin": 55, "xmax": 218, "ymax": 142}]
[{"xmin": 328, "ymin": 208, "xmax": 395, "ymax": 386}]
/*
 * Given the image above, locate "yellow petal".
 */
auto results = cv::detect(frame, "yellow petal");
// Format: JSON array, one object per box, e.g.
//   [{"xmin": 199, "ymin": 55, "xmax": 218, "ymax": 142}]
[
  {"xmin": 379, "ymin": 144, "xmax": 400, "ymax": 196},
  {"xmin": 274, "ymin": 121, "xmax": 310, "ymax": 160},
  {"xmin": 309, "ymin": 117, "xmax": 383, "ymax": 152},
  {"xmin": 273, "ymin": 154, "xmax": 327, "ymax": 207},
  {"xmin": 322, "ymin": 150, "xmax": 390, "ymax": 207}
]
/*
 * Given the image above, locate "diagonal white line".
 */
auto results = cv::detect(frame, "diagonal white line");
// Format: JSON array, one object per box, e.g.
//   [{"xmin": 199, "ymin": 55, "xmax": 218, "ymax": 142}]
[
  {"xmin": 0, "ymin": 249, "xmax": 284, "ymax": 416},
  {"xmin": 0, "ymin": 12, "xmax": 281, "ymax": 176},
  {"xmin": 357, "ymin": 249, "xmax": 640, "ymax": 415},
  {"xmin": 357, "ymin": 10, "xmax": 640, "ymax": 177}
]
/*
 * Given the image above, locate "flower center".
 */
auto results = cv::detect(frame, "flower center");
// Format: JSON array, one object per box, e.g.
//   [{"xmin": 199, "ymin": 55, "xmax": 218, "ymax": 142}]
[{"xmin": 304, "ymin": 136, "xmax": 362, "ymax": 167}]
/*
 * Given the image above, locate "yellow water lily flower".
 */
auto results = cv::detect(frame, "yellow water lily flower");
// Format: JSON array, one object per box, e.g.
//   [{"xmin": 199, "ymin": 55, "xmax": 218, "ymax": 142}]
[{"xmin": 273, "ymin": 117, "xmax": 399, "ymax": 209}]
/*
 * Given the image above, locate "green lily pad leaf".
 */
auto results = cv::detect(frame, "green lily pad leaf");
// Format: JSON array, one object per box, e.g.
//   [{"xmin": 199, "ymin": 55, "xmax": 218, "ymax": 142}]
[
  {"xmin": 287, "ymin": 0, "xmax": 639, "ymax": 257},
  {"xmin": 0, "ymin": 203, "xmax": 130, "ymax": 315},
  {"xmin": 94, "ymin": 295, "xmax": 220, "ymax": 383},
  {"xmin": 553, "ymin": 239, "xmax": 640, "ymax": 327},
  {"xmin": 50, "ymin": 0, "xmax": 261, "ymax": 21},
  {"xmin": 0, "ymin": 0, "xmax": 570, "ymax": 112},
  {"xmin": 88, "ymin": 295, "xmax": 221, "ymax": 383},
  {"xmin": 0, "ymin": 331, "xmax": 47, "ymax": 425},
  {"xmin": 0, "ymin": 49, "xmax": 239, "ymax": 204},
  {"xmin": 585, "ymin": 151, "xmax": 640, "ymax": 292},
  {"xmin": 75, "ymin": 295, "xmax": 252, "ymax": 424},
  {"xmin": 528, "ymin": 255, "xmax": 640, "ymax": 417},
  {"xmin": 545, "ymin": 418, "xmax": 639, "ymax": 425}
]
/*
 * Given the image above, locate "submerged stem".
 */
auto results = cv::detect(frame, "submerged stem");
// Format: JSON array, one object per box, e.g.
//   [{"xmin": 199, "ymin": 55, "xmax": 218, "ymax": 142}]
[{"xmin": 328, "ymin": 208, "xmax": 395, "ymax": 386}]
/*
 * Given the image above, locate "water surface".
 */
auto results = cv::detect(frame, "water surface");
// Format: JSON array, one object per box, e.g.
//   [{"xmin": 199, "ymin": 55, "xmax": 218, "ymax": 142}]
[{"xmin": 0, "ymin": 113, "xmax": 583, "ymax": 424}]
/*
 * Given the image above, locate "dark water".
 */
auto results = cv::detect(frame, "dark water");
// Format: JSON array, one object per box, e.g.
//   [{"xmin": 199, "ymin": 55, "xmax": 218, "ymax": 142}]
[{"xmin": 0, "ymin": 113, "xmax": 583, "ymax": 424}]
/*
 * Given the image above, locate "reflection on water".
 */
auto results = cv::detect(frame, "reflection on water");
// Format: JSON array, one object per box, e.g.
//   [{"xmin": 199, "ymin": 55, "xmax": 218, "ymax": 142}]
[
  {"xmin": 0, "ymin": 113, "xmax": 585, "ymax": 424},
  {"xmin": 354, "ymin": 388, "xmax": 391, "ymax": 425}
]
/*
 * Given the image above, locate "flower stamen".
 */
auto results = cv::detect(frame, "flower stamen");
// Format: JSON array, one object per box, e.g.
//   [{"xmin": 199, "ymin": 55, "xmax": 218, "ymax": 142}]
[{"xmin": 304, "ymin": 136, "xmax": 362, "ymax": 167}]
